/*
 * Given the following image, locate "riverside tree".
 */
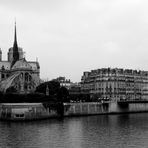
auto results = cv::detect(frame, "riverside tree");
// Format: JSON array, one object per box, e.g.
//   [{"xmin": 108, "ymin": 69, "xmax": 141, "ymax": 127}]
[{"xmin": 35, "ymin": 80, "xmax": 70, "ymax": 102}]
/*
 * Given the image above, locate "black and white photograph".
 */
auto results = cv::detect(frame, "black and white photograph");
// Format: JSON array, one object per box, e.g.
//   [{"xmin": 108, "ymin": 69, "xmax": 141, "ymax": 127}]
[{"xmin": 0, "ymin": 0, "xmax": 148, "ymax": 148}]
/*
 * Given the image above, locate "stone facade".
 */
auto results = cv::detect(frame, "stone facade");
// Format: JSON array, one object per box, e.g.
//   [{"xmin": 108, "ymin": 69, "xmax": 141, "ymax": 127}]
[
  {"xmin": 0, "ymin": 23, "xmax": 40, "ymax": 93},
  {"xmin": 81, "ymin": 68, "xmax": 148, "ymax": 100}
]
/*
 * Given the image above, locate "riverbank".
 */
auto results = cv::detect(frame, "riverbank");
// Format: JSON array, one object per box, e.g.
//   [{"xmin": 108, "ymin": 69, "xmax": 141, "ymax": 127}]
[{"xmin": 1, "ymin": 101, "xmax": 148, "ymax": 121}]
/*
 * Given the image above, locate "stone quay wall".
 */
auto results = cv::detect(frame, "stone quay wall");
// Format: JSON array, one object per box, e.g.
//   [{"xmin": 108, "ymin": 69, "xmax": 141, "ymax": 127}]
[
  {"xmin": 0, "ymin": 103, "xmax": 57, "ymax": 121},
  {"xmin": 1, "ymin": 102, "xmax": 148, "ymax": 120},
  {"xmin": 64, "ymin": 102, "xmax": 148, "ymax": 116}
]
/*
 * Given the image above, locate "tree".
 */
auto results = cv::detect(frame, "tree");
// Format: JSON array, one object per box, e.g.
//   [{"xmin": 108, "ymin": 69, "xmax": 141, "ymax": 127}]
[
  {"xmin": 35, "ymin": 80, "xmax": 60, "ymax": 96},
  {"xmin": 57, "ymin": 86, "xmax": 70, "ymax": 102},
  {"xmin": 6, "ymin": 86, "xmax": 17, "ymax": 93},
  {"xmin": 35, "ymin": 80, "xmax": 70, "ymax": 102}
]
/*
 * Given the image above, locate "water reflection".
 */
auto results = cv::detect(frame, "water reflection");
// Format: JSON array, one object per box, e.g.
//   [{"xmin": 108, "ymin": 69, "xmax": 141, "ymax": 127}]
[{"xmin": 0, "ymin": 114, "xmax": 148, "ymax": 148}]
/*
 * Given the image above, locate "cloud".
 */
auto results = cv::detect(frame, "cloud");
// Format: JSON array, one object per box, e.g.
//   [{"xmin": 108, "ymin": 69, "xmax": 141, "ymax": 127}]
[{"xmin": 0, "ymin": 0, "xmax": 148, "ymax": 81}]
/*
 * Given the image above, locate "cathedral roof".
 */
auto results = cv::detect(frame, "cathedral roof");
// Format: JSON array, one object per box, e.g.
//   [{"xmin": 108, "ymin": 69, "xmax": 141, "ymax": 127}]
[
  {"xmin": 28, "ymin": 61, "xmax": 40, "ymax": 70},
  {"xmin": 11, "ymin": 58, "xmax": 32, "ymax": 70},
  {"xmin": 0, "ymin": 61, "xmax": 11, "ymax": 70}
]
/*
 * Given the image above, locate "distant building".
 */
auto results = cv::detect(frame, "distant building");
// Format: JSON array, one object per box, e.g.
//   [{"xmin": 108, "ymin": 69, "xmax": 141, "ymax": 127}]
[
  {"xmin": 0, "ymin": 22, "xmax": 40, "ymax": 93},
  {"xmin": 81, "ymin": 68, "xmax": 148, "ymax": 100},
  {"xmin": 53, "ymin": 76, "xmax": 71, "ymax": 89},
  {"xmin": 69, "ymin": 83, "xmax": 81, "ymax": 95},
  {"xmin": 53, "ymin": 76, "xmax": 81, "ymax": 94}
]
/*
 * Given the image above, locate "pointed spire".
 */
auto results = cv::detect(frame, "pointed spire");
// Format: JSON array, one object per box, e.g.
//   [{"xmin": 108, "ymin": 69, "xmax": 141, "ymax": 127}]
[
  {"xmin": 11, "ymin": 20, "xmax": 19, "ymax": 67},
  {"xmin": 46, "ymin": 84, "xmax": 49, "ymax": 96},
  {"xmin": 14, "ymin": 20, "xmax": 17, "ymax": 46},
  {"xmin": 13, "ymin": 20, "xmax": 18, "ymax": 50}
]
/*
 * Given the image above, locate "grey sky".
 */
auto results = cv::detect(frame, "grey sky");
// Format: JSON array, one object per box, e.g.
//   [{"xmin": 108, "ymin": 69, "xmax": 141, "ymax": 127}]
[{"xmin": 0, "ymin": 0, "xmax": 148, "ymax": 82}]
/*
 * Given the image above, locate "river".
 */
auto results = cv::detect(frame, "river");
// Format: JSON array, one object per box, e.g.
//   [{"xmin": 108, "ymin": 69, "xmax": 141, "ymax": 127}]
[{"xmin": 0, "ymin": 113, "xmax": 148, "ymax": 148}]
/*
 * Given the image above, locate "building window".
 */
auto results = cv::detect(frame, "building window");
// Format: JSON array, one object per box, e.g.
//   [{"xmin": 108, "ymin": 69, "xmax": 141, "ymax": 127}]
[
  {"xmin": 1, "ymin": 65, "xmax": 5, "ymax": 70},
  {"xmin": 2, "ymin": 74, "xmax": 5, "ymax": 79},
  {"xmin": 21, "ymin": 73, "xmax": 23, "ymax": 78},
  {"xmin": 29, "ymin": 86, "xmax": 31, "ymax": 89},
  {"xmin": 25, "ymin": 73, "xmax": 29, "ymax": 81},
  {"xmin": 6, "ymin": 74, "xmax": 9, "ymax": 78},
  {"xmin": 29, "ymin": 75, "xmax": 32, "ymax": 81},
  {"xmin": 15, "ymin": 114, "xmax": 24, "ymax": 118},
  {"xmin": 24, "ymin": 85, "xmax": 27, "ymax": 90}
]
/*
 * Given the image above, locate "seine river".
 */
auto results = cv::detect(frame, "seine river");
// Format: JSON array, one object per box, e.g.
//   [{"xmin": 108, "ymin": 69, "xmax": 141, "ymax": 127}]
[{"xmin": 0, "ymin": 113, "xmax": 148, "ymax": 148}]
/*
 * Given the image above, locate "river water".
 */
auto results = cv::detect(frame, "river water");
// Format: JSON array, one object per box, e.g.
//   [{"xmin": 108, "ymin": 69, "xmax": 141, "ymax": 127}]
[{"xmin": 0, "ymin": 113, "xmax": 148, "ymax": 148}]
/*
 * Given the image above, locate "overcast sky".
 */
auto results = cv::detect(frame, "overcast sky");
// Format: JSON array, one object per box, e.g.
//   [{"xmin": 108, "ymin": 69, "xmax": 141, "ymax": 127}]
[{"xmin": 0, "ymin": 0, "xmax": 148, "ymax": 82}]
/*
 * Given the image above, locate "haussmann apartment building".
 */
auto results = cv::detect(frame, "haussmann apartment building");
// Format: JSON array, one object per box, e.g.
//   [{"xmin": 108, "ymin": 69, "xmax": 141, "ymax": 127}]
[{"xmin": 81, "ymin": 68, "xmax": 148, "ymax": 101}]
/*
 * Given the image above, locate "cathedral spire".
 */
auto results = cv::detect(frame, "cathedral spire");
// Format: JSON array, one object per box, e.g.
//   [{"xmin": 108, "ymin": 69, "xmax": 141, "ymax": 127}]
[
  {"xmin": 14, "ymin": 20, "xmax": 17, "ymax": 46},
  {"xmin": 11, "ymin": 21, "xmax": 19, "ymax": 67}
]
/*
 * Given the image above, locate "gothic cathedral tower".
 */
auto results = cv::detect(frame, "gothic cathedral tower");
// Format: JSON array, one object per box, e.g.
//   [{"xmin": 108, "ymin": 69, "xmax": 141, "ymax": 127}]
[{"xmin": 11, "ymin": 21, "xmax": 20, "ymax": 67}]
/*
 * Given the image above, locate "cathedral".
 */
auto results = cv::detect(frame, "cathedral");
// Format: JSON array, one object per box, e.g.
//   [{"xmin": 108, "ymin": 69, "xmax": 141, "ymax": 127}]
[{"xmin": 0, "ymin": 22, "xmax": 40, "ymax": 93}]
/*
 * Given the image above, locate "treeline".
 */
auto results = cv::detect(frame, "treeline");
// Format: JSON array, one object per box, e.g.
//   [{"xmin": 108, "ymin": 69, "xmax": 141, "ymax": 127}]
[
  {"xmin": 0, "ymin": 80, "xmax": 70, "ymax": 103},
  {"xmin": 0, "ymin": 80, "xmax": 92, "ymax": 103},
  {"xmin": 0, "ymin": 93, "xmax": 50, "ymax": 103}
]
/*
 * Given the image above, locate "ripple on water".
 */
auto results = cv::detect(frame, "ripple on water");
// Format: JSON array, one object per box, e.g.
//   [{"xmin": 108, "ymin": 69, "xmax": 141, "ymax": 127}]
[{"xmin": 0, "ymin": 114, "xmax": 148, "ymax": 148}]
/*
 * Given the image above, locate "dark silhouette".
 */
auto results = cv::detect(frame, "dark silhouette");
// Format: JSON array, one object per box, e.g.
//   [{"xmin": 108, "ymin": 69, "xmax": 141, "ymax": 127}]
[
  {"xmin": 35, "ymin": 80, "xmax": 60, "ymax": 96},
  {"xmin": 6, "ymin": 86, "xmax": 17, "ymax": 93},
  {"xmin": 57, "ymin": 86, "xmax": 70, "ymax": 102}
]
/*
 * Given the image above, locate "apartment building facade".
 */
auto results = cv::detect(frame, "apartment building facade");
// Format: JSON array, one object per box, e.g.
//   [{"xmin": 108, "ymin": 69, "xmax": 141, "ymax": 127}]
[{"xmin": 81, "ymin": 68, "xmax": 148, "ymax": 101}]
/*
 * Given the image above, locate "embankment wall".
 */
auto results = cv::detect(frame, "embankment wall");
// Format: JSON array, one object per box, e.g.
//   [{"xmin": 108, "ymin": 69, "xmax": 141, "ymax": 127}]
[
  {"xmin": 64, "ymin": 102, "xmax": 148, "ymax": 116},
  {"xmin": 1, "ymin": 102, "xmax": 148, "ymax": 120}
]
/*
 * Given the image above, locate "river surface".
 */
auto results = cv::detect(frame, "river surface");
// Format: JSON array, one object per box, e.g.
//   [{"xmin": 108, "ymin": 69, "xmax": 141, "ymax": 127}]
[{"xmin": 0, "ymin": 113, "xmax": 148, "ymax": 148}]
